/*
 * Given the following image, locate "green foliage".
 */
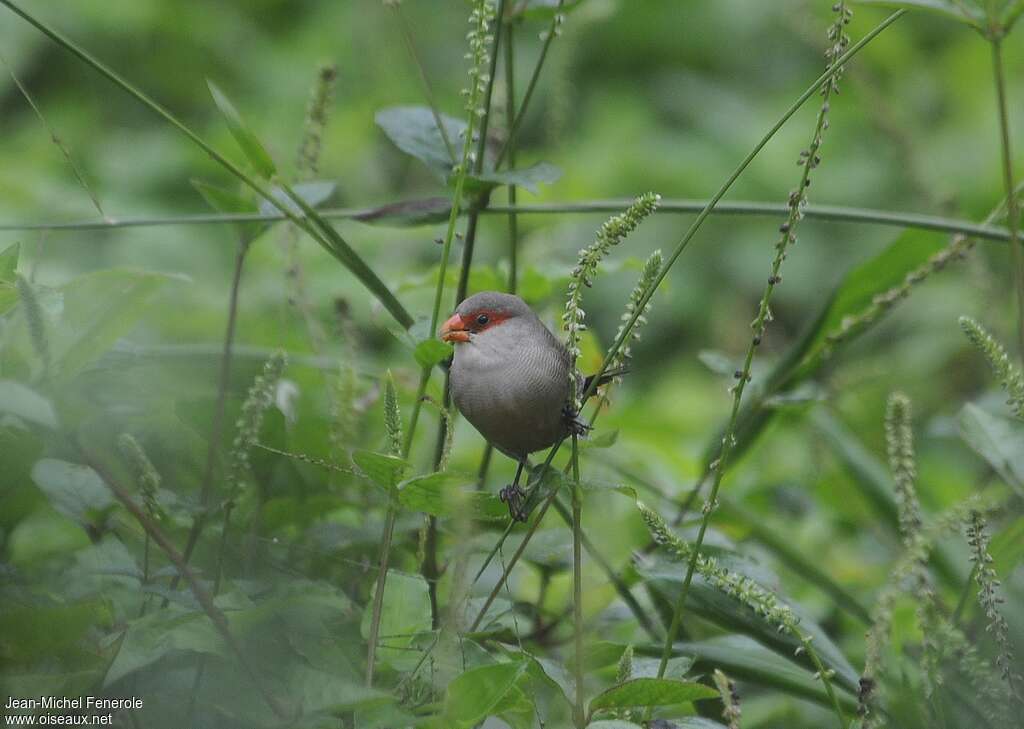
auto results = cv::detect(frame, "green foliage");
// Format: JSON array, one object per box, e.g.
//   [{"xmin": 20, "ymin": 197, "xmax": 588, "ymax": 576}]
[{"xmin": 2, "ymin": 1, "xmax": 1023, "ymax": 728}]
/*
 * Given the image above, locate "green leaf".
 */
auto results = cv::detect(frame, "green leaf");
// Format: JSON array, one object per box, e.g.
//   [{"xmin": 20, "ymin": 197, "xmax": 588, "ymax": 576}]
[
  {"xmin": 587, "ymin": 677, "xmax": 718, "ymax": 716},
  {"xmin": 2, "ymin": 269, "xmax": 179, "ymax": 382},
  {"xmin": 207, "ymin": 81, "xmax": 277, "ymax": 178},
  {"xmin": 0, "ymin": 241, "xmax": 19, "ymax": 281},
  {"xmin": 191, "ymin": 178, "xmax": 264, "ymax": 242},
  {"xmin": 105, "ymin": 606, "xmax": 225, "ymax": 686},
  {"xmin": 31, "ymin": 459, "xmax": 115, "ymax": 523},
  {"xmin": 990, "ymin": 515, "xmax": 1024, "ymax": 579},
  {"xmin": 586, "ymin": 722, "xmax": 646, "ymax": 729},
  {"xmin": 398, "ymin": 472, "xmax": 508, "ymax": 520},
  {"xmin": 677, "ymin": 635, "xmax": 859, "ymax": 713},
  {"xmin": 256, "ymin": 180, "xmax": 337, "ymax": 217},
  {"xmin": 959, "ymin": 402, "xmax": 1024, "ymax": 496},
  {"xmin": 359, "ymin": 571, "xmax": 432, "ymax": 671},
  {"xmin": 854, "ymin": 1, "xmax": 986, "ymax": 28},
  {"xmin": 464, "ymin": 162, "xmax": 563, "ymax": 195},
  {"xmin": 353, "ymin": 450, "xmax": 409, "ymax": 493},
  {"xmin": 0, "ymin": 380, "xmax": 58, "ymax": 429},
  {"xmin": 640, "ymin": 557, "xmax": 859, "ymax": 694},
  {"xmin": 376, "ymin": 105, "xmax": 465, "ymax": 179},
  {"xmin": 702, "ymin": 231, "xmax": 948, "ymax": 471},
  {"xmin": 441, "ymin": 661, "xmax": 528, "ymax": 729},
  {"xmin": 414, "ymin": 338, "xmax": 453, "ymax": 369}
]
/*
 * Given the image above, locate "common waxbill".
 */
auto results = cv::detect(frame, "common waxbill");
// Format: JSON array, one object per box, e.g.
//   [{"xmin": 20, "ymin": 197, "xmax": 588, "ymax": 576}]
[{"xmin": 440, "ymin": 291, "xmax": 617, "ymax": 518}]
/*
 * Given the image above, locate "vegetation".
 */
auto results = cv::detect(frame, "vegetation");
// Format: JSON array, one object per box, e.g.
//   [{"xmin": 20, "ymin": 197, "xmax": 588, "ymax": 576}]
[{"xmin": 1, "ymin": 1, "xmax": 1022, "ymax": 727}]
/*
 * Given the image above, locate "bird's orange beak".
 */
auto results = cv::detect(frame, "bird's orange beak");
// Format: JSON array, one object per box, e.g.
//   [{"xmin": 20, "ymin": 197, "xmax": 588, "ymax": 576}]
[{"xmin": 440, "ymin": 313, "xmax": 470, "ymax": 343}]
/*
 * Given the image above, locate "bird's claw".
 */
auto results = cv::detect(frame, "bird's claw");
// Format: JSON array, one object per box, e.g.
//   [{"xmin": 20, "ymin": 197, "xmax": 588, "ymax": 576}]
[
  {"xmin": 562, "ymin": 405, "xmax": 590, "ymax": 438},
  {"xmin": 499, "ymin": 484, "xmax": 529, "ymax": 522}
]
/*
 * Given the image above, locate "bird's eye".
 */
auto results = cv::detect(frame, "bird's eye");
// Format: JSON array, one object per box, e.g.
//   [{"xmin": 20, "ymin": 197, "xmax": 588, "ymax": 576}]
[{"xmin": 476, "ymin": 314, "xmax": 490, "ymax": 326}]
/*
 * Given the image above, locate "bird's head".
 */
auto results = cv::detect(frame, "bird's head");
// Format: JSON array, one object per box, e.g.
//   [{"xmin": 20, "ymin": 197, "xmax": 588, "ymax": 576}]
[{"xmin": 440, "ymin": 291, "xmax": 533, "ymax": 344}]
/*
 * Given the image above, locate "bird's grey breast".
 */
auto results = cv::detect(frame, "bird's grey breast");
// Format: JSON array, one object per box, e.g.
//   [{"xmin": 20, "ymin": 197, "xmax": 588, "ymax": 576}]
[{"xmin": 450, "ymin": 318, "xmax": 570, "ymax": 459}]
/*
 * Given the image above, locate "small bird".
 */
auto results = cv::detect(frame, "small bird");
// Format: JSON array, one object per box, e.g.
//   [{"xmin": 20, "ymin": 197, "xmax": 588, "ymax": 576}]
[{"xmin": 440, "ymin": 291, "xmax": 618, "ymax": 519}]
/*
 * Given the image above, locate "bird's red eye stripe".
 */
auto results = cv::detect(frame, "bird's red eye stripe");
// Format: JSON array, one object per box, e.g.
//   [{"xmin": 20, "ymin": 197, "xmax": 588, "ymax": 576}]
[{"xmin": 468, "ymin": 309, "xmax": 510, "ymax": 331}]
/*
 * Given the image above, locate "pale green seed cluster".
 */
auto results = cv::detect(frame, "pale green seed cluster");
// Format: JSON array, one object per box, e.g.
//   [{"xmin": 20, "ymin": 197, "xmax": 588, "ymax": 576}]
[
  {"xmin": 229, "ymin": 351, "xmax": 287, "ymax": 491},
  {"xmin": 966, "ymin": 509, "xmax": 1021, "ymax": 694},
  {"xmin": 117, "ymin": 433, "xmax": 161, "ymax": 518},
  {"xmin": 563, "ymin": 193, "xmax": 660, "ymax": 406},
  {"xmin": 638, "ymin": 501, "xmax": 798, "ymax": 634},
  {"xmin": 609, "ymin": 249, "xmax": 663, "ymax": 378},
  {"xmin": 885, "ymin": 392, "xmax": 922, "ymax": 547},
  {"xmin": 463, "ymin": 0, "xmax": 496, "ymax": 124},
  {"xmin": 383, "ymin": 369, "xmax": 403, "ymax": 458},
  {"xmin": 960, "ymin": 316, "xmax": 1024, "ymax": 418}
]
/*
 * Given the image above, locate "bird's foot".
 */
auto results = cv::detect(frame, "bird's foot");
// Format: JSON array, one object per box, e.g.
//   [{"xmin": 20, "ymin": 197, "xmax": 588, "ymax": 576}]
[
  {"xmin": 499, "ymin": 484, "xmax": 529, "ymax": 522},
  {"xmin": 562, "ymin": 405, "xmax": 590, "ymax": 438}
]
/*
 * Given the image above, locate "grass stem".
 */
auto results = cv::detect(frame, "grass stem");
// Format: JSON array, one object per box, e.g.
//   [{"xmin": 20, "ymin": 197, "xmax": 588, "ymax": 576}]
[{"xmin": 991, "ymin": 38, "xmax": 1024, "ymax": 361}]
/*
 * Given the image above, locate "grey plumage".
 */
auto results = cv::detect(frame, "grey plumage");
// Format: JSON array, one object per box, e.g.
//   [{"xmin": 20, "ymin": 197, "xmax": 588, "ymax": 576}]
[{"xmin": 447, "ymin": 292, "xmax": 572, "ymax": 461}]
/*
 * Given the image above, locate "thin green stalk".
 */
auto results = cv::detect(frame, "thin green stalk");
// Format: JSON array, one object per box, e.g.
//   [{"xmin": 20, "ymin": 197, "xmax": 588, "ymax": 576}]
[
  {"xmin": 504, "ymin": 21, "xmax": 519, "ymax": 292},
  {"xmin": 165, "ymin": 238, "xmax": 248, "ymax": 603},
  {"xmin": 389, "ymin": 1, "xmax": 456, "ymax": 162},
  {"xmin": 0, "ymin": 0, "xmax": 413, "ymax": 330},
  {"xmin": 365, "ymin": 506, "xmax": 398, "ymax": 686},
  {"xmin": 2, "ymin": 200, "xmax": 1012, "ymax": 244},
  {"xmin": 570, "ymin": 434, "xmax": 585, "ymax": 728},
  {"xmin": 494, "ymin": 0, "xmax": 563, "ymax": 169},
  {"xmin": 991, "ymin": 38, "xmax": 1024, "ymax": 361},
  {"xmin": 2, "ymin": 51, "xmax": 105, "ymax": 218}
]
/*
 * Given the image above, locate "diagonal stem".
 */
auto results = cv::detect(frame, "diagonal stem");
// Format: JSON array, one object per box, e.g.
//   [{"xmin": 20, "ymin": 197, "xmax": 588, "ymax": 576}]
[{"xmin": 991, "ymin": 38, "xmax": 1024, "ymax": 362}]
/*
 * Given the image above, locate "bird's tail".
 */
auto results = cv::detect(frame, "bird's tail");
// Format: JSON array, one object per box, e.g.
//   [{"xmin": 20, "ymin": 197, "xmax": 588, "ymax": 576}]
[{"xmin": 582, "ymin": 366, "xmax": 630, "ymax": 399}]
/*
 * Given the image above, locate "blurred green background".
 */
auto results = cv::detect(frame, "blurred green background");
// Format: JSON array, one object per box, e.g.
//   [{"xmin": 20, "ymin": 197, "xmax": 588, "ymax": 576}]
[{"xmin": 1, "ymin": 1, "xmax": 1022, "ymax": 727}]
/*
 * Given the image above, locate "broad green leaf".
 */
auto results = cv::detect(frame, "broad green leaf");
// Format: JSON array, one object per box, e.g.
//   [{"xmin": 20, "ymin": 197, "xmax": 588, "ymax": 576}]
[
  {"xmin": 256, "ymin": 180, "xmax": 338, "ymax": 217},
  {"xmin": 587, "ymin": 677, "xmax": 718, "ymax": 715},
  {"xmin": 855, "ymin": 1, "xmax": 986, "ymax": 28},
  {"xmin": 104, "ymin": 606, "xmax": 225, "ymax": 686},
  {"xmin": 359, "ymin": 571, "xmax": 431, "ymax": 671},
  {"xmin": 990, "ymin": 515, "xmax": 1024, "ymax": 579},
  {"xmin": 640, "ymin": 557, "xmax": 859, "ymax": 693},
  {"xmin": 441, "ymin": 661, "xmax": 528, "ymax": 729},
  {"xmin": 286, "ymin": 664, "xmax": 393, "ymax": 715},
  {"xmin": 353, "ymin": 450, "xmax": 409, "ymax": 493},
  {"xmin": 2, "ymin": 269, "xmax": 178, "ymax": 382},
  {"xmin": 464, "ymin": 162, "xmax": 563, "ymax": 195},
  {"xmin": 31, "ymin": 459, "xmax": 115, "ymax": 523},
  {"xmin": 398, "ymin": 472, "xmax": 508, "ymax": 520},
  {"xmin": 586, "ymin": 722, "xmax": 645, "ymax": 729},
  {"xmin": 0, "ymin": 380, "xmax": 58, "ymax": 429},
  {"xmin": 413, "ymin": 338, "xmax": 453, "ymax": 369},
  {"xmin": 376, "ymin": 105, "xmax": 465, "ymax": 179},
  {"xmin": 588, "ymin": 721, "xmax": 726, "ymax": 729},
  {"xmin": 959, "ymin": 402, "xmax": 1024, "ymax": 496},
  {"xmin": 702, "ymin": 231, "xmax": 948, "ymax": 471},
  {"xmin": 191, "ymin": 178, "xmax": 264, "ymax": 242},
  {"xmin": 207, "ymin": 81, "xmax": 277, "ymax": 178},
  {"xmin": 0, "ymin": 243, "xmax": 21, "ymax": 315},
  {"xmin": 0, "ymin": 241, "xmax": 19, "ymax": 281},
  {"xmin": 676, "ymin": 635, "xmax": 859, "ymax": 713}
]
